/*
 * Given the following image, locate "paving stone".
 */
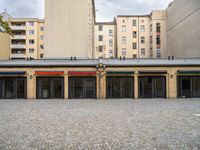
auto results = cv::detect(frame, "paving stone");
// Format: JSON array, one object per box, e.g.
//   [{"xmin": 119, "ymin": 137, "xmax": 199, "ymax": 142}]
[{"xmin": 0, "ymin": 99, "xmax": 199, "ymax": 150}]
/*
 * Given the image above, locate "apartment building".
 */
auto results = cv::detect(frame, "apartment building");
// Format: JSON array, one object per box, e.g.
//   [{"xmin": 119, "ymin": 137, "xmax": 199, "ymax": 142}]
[
  {"xmin": 44, "ymin": 0, "xmax": 95, "ymax": 58},
  {"xmin": 0, "ymin": 12, "xmax": 44, "ymax": 59},
  {"xmin": 116, "ymin": 15, "xmax": 150, "ymax": 58},
  {"xmin": 95, "ymin": 22, "xmax": 117, "ymax": 58},
  {"xmin": 116, "ymin": 11, "xmax": 166, "ymax": 59},
  {"xmin": 9, "ymin": 18, "xmax": 44, "ymax": 59},
  {"xmin": 166, "ymin": 0, "xmax": 200, "ymax": 58}
]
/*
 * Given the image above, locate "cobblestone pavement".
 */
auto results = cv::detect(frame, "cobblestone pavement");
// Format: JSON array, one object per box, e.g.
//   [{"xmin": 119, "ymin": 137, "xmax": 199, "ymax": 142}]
[{"xmin": 0, "ymin": 99, "xmax": 200, "ymax": 150}]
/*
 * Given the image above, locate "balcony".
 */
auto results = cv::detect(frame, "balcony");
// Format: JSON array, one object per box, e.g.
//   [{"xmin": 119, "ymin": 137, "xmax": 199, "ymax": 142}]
[
  {"xmin": 10, "ymin": 26, "xmax": 26, "ymax": 30},
  {"xmin": 10, "ymin": 53, "xmax": 26, "ymax": 59},
  {"xmin": 11, "ymin": 35, "xmax": 26, "ymax": 40},
  {"xmin": 11, "ymin": 44, "xmax": 26, "ymax": 49}
]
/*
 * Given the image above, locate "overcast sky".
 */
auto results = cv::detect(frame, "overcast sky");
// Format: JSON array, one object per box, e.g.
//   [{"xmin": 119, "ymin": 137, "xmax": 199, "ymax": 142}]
[{"xmin": 0, "ymin": 0, "xmax": 173, "ymax": 21}]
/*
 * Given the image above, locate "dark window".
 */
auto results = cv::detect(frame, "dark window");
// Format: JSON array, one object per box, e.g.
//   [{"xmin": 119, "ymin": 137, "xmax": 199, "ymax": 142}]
[
  {"xmin": 156, "ymin": 23, "xmax": 161, "ymax": 32},
  {"xmin": 36, "ymin": 77, "xmax": 64, "ymax": 99},
  {"xmin": 98, "ymin": 25, "xmax": 103, "ymax": 31},
  {"xmin": 98, "ymin": 35, "xmax": 103, "ymax": 41},
  {"xmin": 69, "ymin": 77, "xmax": 96, "ymax": 99},
  {"xmin": 133, "ymin": 43, "xmax": 137, "ymax": 49},
  {"xmin": 98, "ymin": 46, "xmax": 103, "ymax": 52},
  {"xmin": 0, "ymin": 77, "xmax": 27, "ymax": 99},
  {"xmin": 139, "ymin": 76, "xmax": 166, "ymax": 98},
  {"xmin": 106, "ymin": 77, "xmax": 134, "ymax": 99},
  {"xmin": 156, "ymin": 35, "xmax": 161, "ymax": 45},
  {"xmin": 178, "ymin": 76, "xmax": 200, "ymax": 98},
  {"xmin": 133, "ymin": 31, "xmax": 137, "ymax": 38}
]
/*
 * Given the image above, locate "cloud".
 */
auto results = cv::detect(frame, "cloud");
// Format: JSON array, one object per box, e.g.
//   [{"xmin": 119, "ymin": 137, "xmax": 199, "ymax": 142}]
[{"xmin": 0, "ymin": 0, "xmax": 172, "ymax": 21}]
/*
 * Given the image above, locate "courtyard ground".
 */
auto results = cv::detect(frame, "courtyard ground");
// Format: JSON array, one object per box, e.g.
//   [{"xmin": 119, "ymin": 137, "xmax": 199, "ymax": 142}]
[{"xmin": 0, "ymin": 99, "xmax": 200, "ymax": 150}]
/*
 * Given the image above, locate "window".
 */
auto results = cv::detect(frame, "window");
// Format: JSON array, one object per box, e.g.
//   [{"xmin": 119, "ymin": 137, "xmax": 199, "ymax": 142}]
[
  {"xmin": 109, "ymin": 39, "xmax": 113, "ymax": 47},
  {"xmin": 29, "ymin": 48, "xmax": 34, "ymax": 53},
  {"xmin": 141, "ymin": 19, "xmax": 144, "ymax": 23},
  {"xmin": 133, "ymin": 43, "xmax": 137, "ymax": 49},
  {"xmin": 40, "ymin": 44, "xmax": 44, "ymax": 49},
  {"xmin": 157, "ymin": 49, "xmax": 161, "ymax": 58},
  {"xmin": 121, "ymin": 25, "xmax": 126, "ymax": 32},
  {"xmin": 141, "ymin": 37, "xmax": 145, "ymax": 44},
  {"xmin": 122, "ymin": 48, "xmax": 126, "ymax": 56},
  {"xmin": 29, "ymin": 40, "xmax": 34, "ymax": 44},
  {"xmin": 156, "ymin": 23, "xmax": 161, "ymax": 32},
  {"xmin": 156, "ymin": 35, "xmax": 161, "ymax": 45},
  {"xmin": 40, "ymin": 26, "xmax": 44, "ymax": 31},
  {"xmin": 141, "ymin": 48, "xmax": 145, "ymax": 56},
  {"xmin": 150, "ymin": 36, "xmax": 153, "ymax": 44},
  {"xmin": 109, "ymin": 50, "xmax": 113, "ymax": 58},
  {"xmin": 98, "ymin": 35, "xmax": 103, "ymax": 41},
  {"xmin": 40, "ymin": 35, "xmax": 44, "ymax": 40},
  {"xmin": 150, "ymin": 24, "xmax": 152, "ymax": 32},
  {"xmin": 122, "ymin": 36, "xmax": 126, "ymax": 44},
  {"xmin": 29, "ymin": 30, "xmax": 34, "ymax": 35},
  {"xmin": 132, "ymin": 20, "xmax": 137, "ymax": 26},
  {"xmin": 98, "ymin": 46, "xmax": 103, "ymax": 52},
  {"xmin": 141, "ymin": 25, "xmax": 145, "ymax": 32},
  {"xmin": 29, "ymin": 22, "xmax": 34, "ymax": 26},
  {"xmin": 150, "ymin": 47, "xmax": 153, "ymax": 58},
  {"xmin": 133, "ymin": 31, "xmax": 137, "ymax": 38},
  {"xmin": 133, "ymin": 55, "xmax": 137, "ymax": 59},
  {"xmin": 98, "ymin": 25, "xmax": 103, "ymax": 31},
  {"xmin": 109, "ymin": 29, "xmax": 113, "ymax": 36},
  {"xmin": 40, "ymin": 54, "xmax": 44, "ymax": 58}
]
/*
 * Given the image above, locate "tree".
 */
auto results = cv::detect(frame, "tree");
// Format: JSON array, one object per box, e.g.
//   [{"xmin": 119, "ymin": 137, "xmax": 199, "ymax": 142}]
[{"xmin": 0, "ymin": 16, "xmax": 13, "ymax": 35}]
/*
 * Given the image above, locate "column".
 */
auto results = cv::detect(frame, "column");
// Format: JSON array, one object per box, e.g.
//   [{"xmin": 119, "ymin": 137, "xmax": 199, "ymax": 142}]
[
  {"xmin": 27, "ymin": 74, "xmax": 36, "ymax": 100},
  {"xmin": 168, "ymin": 69, "xmax": 177, "ymax": 99},
  {"xmin": 64, "ymin": 75, "xmax": 68, "ymax": 99},
  {"xmin": 134, "ymin": 74, "xmax": 139, "ymax": 99}
]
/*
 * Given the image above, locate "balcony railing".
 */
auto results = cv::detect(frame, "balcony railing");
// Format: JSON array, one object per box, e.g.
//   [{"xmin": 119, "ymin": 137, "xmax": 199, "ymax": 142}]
[
  {"xmin": 11, "ymin": 35, "xmax": 26, "ymax": 39},
  {"xmin": 10, "ymin": 26, "xmax": 26, "ymax": 30},
  {"xmin": 11, "ymin": 44, "xmax": 26, "ymax": 49},
  {"xmin": 10, "ymin": 53, "xmax": 26, "ymax": 59}
]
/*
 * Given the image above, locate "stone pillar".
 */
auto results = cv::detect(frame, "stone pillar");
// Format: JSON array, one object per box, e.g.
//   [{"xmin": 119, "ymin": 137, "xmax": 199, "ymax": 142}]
[
  {"xmin": 64, "ymin": 75, "xmax": 68, "ymax": 99},
  {"xmin": 168, "ymin": 70, "xmax": 177, "ymax": 99},
  {"xmin": 27, "ymin": 74, "xmax": 36, "ymax": 100},
  {"xmin": 101, "ymin": 75, "xmax": 106, "ymax": 99},
  {"xmin": 134, "ymin": 74, "xmax": 139, "ymax": 99}
]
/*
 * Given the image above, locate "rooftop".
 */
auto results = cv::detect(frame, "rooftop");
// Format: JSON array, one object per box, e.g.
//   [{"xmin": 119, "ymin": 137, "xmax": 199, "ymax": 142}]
[{"xmin": 0, "ymin": 58, "xmax": 200, "ymax": 67}]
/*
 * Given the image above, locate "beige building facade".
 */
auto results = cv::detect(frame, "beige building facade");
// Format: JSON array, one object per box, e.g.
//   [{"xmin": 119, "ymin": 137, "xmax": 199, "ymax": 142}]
[
  {"xmin": 95, "ymin": 22, "xmax": 117, "ymax": 58},
  {"xmin": 0, "ymin": 59, "xmax": 200, "ymax": 99},
  {"xmin": 0, "ymin": 31, "xmax": 10, "ymax": 59},
  {"xmin": 166, "ymin": 0, "xmax": 200, "ymax": 58},
  {"xmin": 115, "ymin": 11, "xmax": 166, "ymax": 59},
  {"xmin": 44, "ymin": 0, "xmax": 95, "ymax": 59},
  {"xmin": 9, "ymin": 18, "xmax": 44, "ymax": 59},
  {"xmin": 1, "ymin": 12, "xmax": 44, "ymax": 59}
]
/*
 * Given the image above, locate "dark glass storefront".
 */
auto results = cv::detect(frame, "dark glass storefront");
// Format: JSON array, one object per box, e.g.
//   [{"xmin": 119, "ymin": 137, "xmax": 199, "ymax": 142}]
[
  {"xmin": 36, "ymin": 77, "xmax": 64, "ymax": 99},
  {"xmin": 139, "ymin": 76, "xmax": 166, "ymax": 98},
  {"xmin": 106, "ymin": 77, "xmax": 134, "ymax": 99},
  {"xmin": 0, "ymin": 77, "xmax": 27, "ymax": 99},
  {"xmin": 178, "ymin": 76, "xmax": 200, "ymax": 98},
  {"xmin": 69, "ymin": 77, "xmax": 96, "ymax": 99}
]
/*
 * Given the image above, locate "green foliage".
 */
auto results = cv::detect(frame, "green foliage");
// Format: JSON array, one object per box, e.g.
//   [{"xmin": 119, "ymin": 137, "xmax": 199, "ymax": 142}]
[{"xmin": 0, "ymin": 16, "xmax": 13, "ymax": 35}]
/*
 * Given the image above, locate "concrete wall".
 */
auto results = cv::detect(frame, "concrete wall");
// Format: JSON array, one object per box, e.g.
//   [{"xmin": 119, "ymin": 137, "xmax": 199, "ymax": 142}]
[
  {"xmin": 166, "ymin": 0, "xmax": 200, "ymax": 58},
  {"xmin": 44, "ymin": 0, "xmax": 95, "ymax": 58},
  {"xmin": 0, "ymin": 32, "xmax": 10, "ymax": 59}
]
